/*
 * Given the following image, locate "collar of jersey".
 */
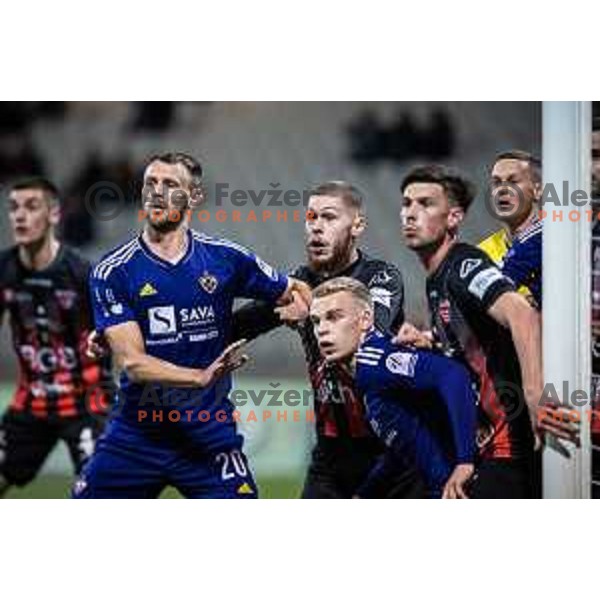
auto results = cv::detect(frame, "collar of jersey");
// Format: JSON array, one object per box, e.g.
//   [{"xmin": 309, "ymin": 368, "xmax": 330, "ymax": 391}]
[{"xmin": 138, "ymin": 228, "xmax": 194, "ymax": 269}]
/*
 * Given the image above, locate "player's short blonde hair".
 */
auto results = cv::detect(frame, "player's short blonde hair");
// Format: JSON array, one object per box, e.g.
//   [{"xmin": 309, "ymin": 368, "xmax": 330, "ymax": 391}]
[{"xmin": 312, "ymin": 276, "xmax": 373, "ymax": 310}]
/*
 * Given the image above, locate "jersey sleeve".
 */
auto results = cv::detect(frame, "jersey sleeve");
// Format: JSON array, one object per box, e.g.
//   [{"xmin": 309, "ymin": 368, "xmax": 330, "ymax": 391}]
[
  {"xmin": 447, "ymin": 247, "xmax": 516, "ymax": 313},
  {"xmin": 367, "ymin": 264, "xmax": 405, "ymax": 333},
  {"xmin": 356, "ymin": 342, "xmax": 477, "ymax": 463},
  {"xmin": 501, "ymin": 230, "xmax": 541, "ymax": 296},
  {"xmin": 89, "ymin": 264, "xmax": 136, "ymax": 333},
  {"xmin": 229, "ymin": 246, "xmax": 289, "ymax": 303},
  {"xmin": 230, "ymin": 265, "xmax": 307, "ymax": 342}
]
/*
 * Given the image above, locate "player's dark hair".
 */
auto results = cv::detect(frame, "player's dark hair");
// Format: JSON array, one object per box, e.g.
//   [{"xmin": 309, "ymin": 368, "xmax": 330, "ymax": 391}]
[
  {"xmin": 309, "ymin": 181, "xmax": 365, "ymax": 214},
  {"xmin": 400, "ymin": 165, "xmax": 475, "ymax": 213},
  {"xmin": 6, "ymin": 176, "xmax": 60, "ymax": 204},
  {"xmin": 312, "ymin": 276, "xmax": 374, "ymax": 310},
  {"xmin": 145, "ymin": 152, "xmax": 204, "ymax": 190},
  {"xmin": 493, "ymin": 150, "xmax": 542, "ymax": 184}
]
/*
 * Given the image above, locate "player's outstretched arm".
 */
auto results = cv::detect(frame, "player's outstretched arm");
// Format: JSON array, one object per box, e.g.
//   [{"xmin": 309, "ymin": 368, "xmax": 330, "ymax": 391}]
[
  {"xmin": 104, "ymin": 321, "xmax": 249, "ymax": 388},
  {"xmin": 488, "ymin": 292, "xmax": 580, "ymax": 445}
]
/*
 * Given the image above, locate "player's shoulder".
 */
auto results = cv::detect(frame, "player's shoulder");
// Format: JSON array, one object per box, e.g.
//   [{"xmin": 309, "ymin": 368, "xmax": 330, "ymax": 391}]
[
  {"xmin": 191, "ymin": 230, "xmax": 253, "ymax": 258},
  {"xmin": 0, "ymin": 246, "xmax": 19, "ymax": 283},
  {"xmin": 514, "ymin": 218, "xmax": 543, "ymax": 246},
  {"xmin": 356, "ymin": 330, "xmax": 420, "ymax": 383},
  {"xmin": 446, "ymin": 243, "xmax": 496, "ymax": 277},
  {"xmin": 478, "ymin": 229, "xmax": 509, "ymax": 263},
  {"xmin": 357, "ymin": 252, "xmax": 402, "ymax": 287},
  {"xmin": 60, "ymin": 244, "xmax": 92, "ymax": 269},
  {"xmin": 290, "ymin": 264, "xmax": 312, "ymax": 282},
  {"xmin": 0, "ymin": 246, "xmax": 18, "ymax": 269},
  {"xmin": 91, "ymin": 236, "xmax": 142, "ymax": 281},
  {"xmin": 56, "ymin": 244, "xmax": 95, "ymax": 283}
]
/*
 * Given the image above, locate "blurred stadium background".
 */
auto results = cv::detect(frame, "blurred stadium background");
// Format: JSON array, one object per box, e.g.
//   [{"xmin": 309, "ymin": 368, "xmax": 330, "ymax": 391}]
[{"xmin": 0, "ymin": 101, "xmax": 542, "ymax": 498}]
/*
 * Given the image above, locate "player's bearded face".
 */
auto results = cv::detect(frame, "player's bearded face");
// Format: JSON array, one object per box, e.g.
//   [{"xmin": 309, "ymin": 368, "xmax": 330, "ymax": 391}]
[
  {"xmin": 142, "ymin": 161, "xmax": 194, "ymax": 232},
  {"xmin": 311, "ymin": 292, "xmax": 373, "ymax": 362},
  {"xmin": 401, "ymin": 183, "xmax": 461, "ymax": 251},
  {"xmin": 490, "ymin": 159, "xmax": 539, "ymax": 226},
  {"xmin": 305, "ymin": 195, "xmax": 363, "ymax": 272},
  {"xmin": 8, "ymin": 189, "xmax": 58, "ymax": 247}
]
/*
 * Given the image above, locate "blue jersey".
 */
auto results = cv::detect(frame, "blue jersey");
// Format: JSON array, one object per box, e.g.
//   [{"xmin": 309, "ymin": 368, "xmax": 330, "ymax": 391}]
[
  {"xmin": 354, "ymin": 330, "xmax": 477, "ymax": 497},
  {"xmin": 89, "ymin": 228, "xmax": 288, "ymax": 449},
  {"xmin": 500, "ymin": 219, "xmax": 542, "ymax": 308}
]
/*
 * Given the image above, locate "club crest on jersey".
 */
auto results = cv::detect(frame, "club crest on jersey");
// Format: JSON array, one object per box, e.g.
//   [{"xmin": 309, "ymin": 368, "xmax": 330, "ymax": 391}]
[
  {"xmin": 199, "ymin": 272, "xmax": 218, "ymax": 294},
  {"xmin": 139, "ymin": 282, "xmax": 158, "ymax": 297},
  {"xmin": 385, "ymin": 352, "xmax": 418, "ymax": 377},
  {"xmin": 55, "ymin": 290, "xmax": 77, "ymax": 309},
  {"xmin": 460, "ymin": 258, "xmax": 482, "ymax": 279}
]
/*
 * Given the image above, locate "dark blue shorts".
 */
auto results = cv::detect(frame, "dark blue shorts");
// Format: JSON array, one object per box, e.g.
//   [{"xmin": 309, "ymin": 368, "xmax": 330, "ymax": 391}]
[{"xmin": 72, "ymin": 419, "xmax": 257, "ymax": 499}]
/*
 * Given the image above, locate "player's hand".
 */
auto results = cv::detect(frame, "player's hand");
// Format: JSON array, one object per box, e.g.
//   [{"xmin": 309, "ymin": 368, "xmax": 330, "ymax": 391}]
[
  {"xmin": 274, "ymin": 278, "xmax": 312, "ymax": 324},
  {"xmin": 197, "ymin": 339, "xmax": 249, "ymax": 388},
  {"xmin": 535, "ymin": 402, "xmax": 581, "ymax": 447},
  {"xmin": 393, "ymin": 322, "xmax": 433, "ymax": 349},
  {"xmin": 442, "ymin": 463, "xmax": 474, "ymax": 499},
  {"xmin": 86, "ymin": 330, "xmax": 109, "ymax": 360}
]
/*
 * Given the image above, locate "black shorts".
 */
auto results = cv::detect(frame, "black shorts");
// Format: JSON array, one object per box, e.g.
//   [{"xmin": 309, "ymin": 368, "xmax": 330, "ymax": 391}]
[
  {"xmin": 468, "ymin": 455, "xmax": 540, "ymax": 499},
  {"xmin": 0, "ymin": 409, "xmax": 104, "ymax": 487},
  {"xmin": 301, "ymin": 437, "xmax": 427, "ymax": 499}
]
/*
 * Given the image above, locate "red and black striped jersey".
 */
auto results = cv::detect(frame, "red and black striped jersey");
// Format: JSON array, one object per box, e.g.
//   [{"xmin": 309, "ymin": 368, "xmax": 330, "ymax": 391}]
[
  {"xmin": 426, "ymin": 242, "xmax": 535, "ymax": 461},
  {"xmin": 0, "ymin": 244, "xmax": 113, "ymax": 420},
  {"xmin": 232, "ymin": 250, "xmax": 405, "ymax": 440}
]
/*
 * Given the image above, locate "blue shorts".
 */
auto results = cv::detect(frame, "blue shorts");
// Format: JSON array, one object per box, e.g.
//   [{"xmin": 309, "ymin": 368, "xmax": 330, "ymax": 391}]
[{"xmin": 72, "ymin": 418, "xmax": 257, "ymax": 499}]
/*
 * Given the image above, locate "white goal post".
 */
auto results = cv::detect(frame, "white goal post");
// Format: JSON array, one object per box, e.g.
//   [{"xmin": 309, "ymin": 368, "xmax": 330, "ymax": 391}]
[{"xmin": 542, "ymin": 101, "xmax": 592, "ymax": 498}]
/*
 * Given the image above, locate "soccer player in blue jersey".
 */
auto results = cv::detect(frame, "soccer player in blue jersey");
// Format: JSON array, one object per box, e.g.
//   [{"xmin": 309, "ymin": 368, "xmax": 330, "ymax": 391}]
[
  {"xmin": 73, "ymin": 152, "xmax": 310, "ymax": 499},
  {"xmin": 480, "ymin": 151, "xmax": 543, "ymax": 308},
  {"xmin": 309, "ymin": 277, "xmax": 477, "ymax": 499}
]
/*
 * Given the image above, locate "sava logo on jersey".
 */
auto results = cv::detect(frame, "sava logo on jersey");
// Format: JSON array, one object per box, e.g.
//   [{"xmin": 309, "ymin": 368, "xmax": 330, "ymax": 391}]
[{"xmin": 148, "ymin": 305, "xmax": 216, "ymax": 335}]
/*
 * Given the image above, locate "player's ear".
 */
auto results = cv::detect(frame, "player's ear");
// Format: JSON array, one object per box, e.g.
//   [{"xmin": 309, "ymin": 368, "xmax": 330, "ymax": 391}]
[
  {"xmin": 360, "ymin": 306, "xmax": 374, "ymax": 333},
  {"xmin": 533, "ymin": 179, "xmax": 543, "ymax": 203},
  {"xmin": 49, "ymin": 201, "xmax": 61, "ymax": 227},
  {"xmin": 189, "ymin": 182, "xmax": 207, "ymax": 210},
  {"xmin": 351, "ymin": 211, "xmax": 367, "ymax": 238},
  {"xmin": 447, "ymin": 205, "xmax": 464, "ymax": 230}
]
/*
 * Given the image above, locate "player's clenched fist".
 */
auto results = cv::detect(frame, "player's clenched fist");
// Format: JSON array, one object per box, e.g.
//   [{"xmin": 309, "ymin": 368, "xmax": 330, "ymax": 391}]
[
  {"xmin": 274, "ymin": 277, "xmax": 312, "ymax": 323},
  {"xmin": 85, "ymin": 330, "xmax": 109, "ymax": 360},
  {"xmin": 393, "ymin": 322, "xmax": 433, "ymax": 349}
]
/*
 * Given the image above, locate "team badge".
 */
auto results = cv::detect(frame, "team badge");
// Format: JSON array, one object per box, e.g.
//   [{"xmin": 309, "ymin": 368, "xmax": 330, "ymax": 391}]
[
  {"xmin": 199, "ymin": 272, "xmax": 218, "ymax": 294},
  {"xmin": 55, "ymin": 290, "xmax": 77, "ymax": 309}
]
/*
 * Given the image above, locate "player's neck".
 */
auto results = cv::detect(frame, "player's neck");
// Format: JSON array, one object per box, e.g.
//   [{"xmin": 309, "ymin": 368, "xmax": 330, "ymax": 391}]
[
  {"xmin": 142, "ymin": 225, "xmax": 189, "ymax": 263},
  {"xmin": 419, "ymin": 235, "xmax": 456, "ymax": 275},
  {"xmin": 18, "ymin": 235, "xmax": 60, "ymax": 271},
  {"xmin": 318, "ymin": 247, "xmax": 360, "ymax": 278},
  {"xmin": 505, "ymin": 208, "xmax": 537, "ymax": 240}
]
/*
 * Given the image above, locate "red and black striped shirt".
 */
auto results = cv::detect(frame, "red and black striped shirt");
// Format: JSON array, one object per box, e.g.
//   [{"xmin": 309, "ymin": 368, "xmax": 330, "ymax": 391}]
[{"xmin": 0, "ymin": 244, "xmax": 112, "ymax": 420}]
